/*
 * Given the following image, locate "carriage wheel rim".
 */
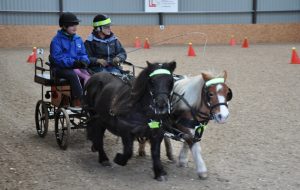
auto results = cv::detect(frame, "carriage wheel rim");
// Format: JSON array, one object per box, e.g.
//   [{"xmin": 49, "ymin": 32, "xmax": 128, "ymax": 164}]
[
  {"xmin": 35, "ymin": 100, "xmax": 48, "ymax": 137},
  {"xmin": 55, "ymin": 108, "xmax": 70, "ymax": 149},
  {"xmin": 58, "ymin": 117, "xmax": 65, "ymax": 140},
  {"xmin": 38, "ymin": 106, "xmax": 45, "ymax": 132}
]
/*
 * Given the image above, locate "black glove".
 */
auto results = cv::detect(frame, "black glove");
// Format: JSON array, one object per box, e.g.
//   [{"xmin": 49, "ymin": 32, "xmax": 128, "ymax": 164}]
[
  {"xmin": 96, "ymin": 59, "xmax": 108, "ymax": 67},
  {"xmin": 73, "ymin": 60, "xmax": 87, "ymax": 69},
  {"xmin": 112, "ymin": 57, "xmax": 121, "ymax": 67}
]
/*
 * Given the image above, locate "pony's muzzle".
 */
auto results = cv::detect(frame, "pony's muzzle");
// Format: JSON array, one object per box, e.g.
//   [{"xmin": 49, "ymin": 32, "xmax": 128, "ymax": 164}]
[
  {"xmin": 154, "ymin": 95, "xmax": 170, "ymax": 115},
  {"xmin": 214, "ymin": 112, "xmax": 229, "ymax": 124}
]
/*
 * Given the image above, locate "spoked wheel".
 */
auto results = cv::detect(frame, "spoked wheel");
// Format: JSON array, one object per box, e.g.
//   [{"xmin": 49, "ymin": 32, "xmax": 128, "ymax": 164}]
[
  {"xmin": 35, "ymin": 100, "xmax": 49, "ymax": 138},
  {"xmin": 54, "ymin": 108, "xmax": 71, "ymax": 150}
]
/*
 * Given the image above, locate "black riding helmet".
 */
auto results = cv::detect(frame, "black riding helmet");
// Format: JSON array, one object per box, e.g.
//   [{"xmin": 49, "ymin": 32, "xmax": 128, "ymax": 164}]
[
  {"xmin": 92, "ymin": 14, "xmax": 111, "ymax": 31},
  {"xmin": 59, "ymin": 12, "xmax": 81, "ymax": 27}
]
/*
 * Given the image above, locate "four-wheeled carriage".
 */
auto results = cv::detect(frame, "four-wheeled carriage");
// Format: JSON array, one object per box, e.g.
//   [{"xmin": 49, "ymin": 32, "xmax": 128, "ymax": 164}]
[
  {"xmin": 34, "ymin": 57, "xmax": 135, "ymax": 150},
  {"xmin": 34, "ymin": 58, "xmax": 90, "ymax": 149}
]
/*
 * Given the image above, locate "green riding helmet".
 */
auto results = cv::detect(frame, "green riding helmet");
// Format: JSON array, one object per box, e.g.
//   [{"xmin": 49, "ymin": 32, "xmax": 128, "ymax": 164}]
[{"xmin": 92, "ymin": 14, "xmax": 112, "ymax": 31}]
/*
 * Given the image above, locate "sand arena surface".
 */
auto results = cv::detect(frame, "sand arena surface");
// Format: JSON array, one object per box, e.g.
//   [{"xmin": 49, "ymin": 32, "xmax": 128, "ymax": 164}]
[{"xmin": 0, "ymin": 44, "xmax": 299, "ymax": 190}]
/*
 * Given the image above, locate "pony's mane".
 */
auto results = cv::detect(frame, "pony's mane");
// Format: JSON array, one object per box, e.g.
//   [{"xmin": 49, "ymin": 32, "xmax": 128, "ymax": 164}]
[
  {"xmin": 111, "ymin": 65, "xmax": 152, "ymax": 115},
  {"xmin": 172, "ymin": 70, "xmax": 223, "ymax": 111},
  {"xmin": 202, "ymin": 70, "xmax": 224, "ymax": 78}
]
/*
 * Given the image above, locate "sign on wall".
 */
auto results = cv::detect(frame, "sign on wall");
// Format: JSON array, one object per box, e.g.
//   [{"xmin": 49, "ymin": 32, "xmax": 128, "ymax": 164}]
[{"xmin": 145, "ymin": 0, "xmax": 178, "ymax": 12}]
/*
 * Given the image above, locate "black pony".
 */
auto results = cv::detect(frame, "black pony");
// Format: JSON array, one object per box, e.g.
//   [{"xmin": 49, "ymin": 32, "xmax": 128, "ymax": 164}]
[{"xmin": 83, "ymin": 61, "xmax": 176, "ymax": 181}]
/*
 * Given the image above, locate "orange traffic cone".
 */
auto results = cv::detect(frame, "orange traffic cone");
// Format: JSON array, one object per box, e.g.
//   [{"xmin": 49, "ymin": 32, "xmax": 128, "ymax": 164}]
[
  {"xmin": 134, "ymin": 37, "xmax": 141, "ymax": 48},
  {"xmin": 290, "ymin": 47, "xmax": 300, "ymax": 64},
  {"xmin": 144, "ymin": 38, "xmax": 150, "ymax": 49},
  {"xmin": 229, "ymin": 35, "xmax": 236, "ymax": 46},
  {"xmin": 242, "ymin": 37, "xmax": 249, "ymax": 48},
  {"xmin": 187, "ymin": 42, "xmax": 196, "ymax": 56},
  {"xmin": 27, "ymin": 47, "xmax": 37, "ymax": 63}
]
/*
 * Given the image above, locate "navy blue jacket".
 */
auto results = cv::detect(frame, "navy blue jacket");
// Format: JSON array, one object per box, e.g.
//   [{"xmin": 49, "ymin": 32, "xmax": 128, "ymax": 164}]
[
  {"xmin": 84, "ymin": 32, "xmax": 127, "ymax": 65},
  {"xmin": 50, "ymin": 30, "xmax": 90, "ymax": 68}
]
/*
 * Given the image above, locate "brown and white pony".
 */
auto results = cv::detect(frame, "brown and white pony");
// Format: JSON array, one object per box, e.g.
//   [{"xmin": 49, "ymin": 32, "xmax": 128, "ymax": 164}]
[{"xmin": 139, "ymin": 70, "xmax": 233, "ymax": 179}]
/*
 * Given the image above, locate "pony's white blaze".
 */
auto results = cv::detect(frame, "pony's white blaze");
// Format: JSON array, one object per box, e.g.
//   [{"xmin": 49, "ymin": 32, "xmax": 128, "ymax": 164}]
[
  {"xmin": 216, "ymin": 94, "xmax": 229, "ymax": 123},
  {"xmin": 216, "ymin": 84, "xmax": 223, "ymax": 92}
]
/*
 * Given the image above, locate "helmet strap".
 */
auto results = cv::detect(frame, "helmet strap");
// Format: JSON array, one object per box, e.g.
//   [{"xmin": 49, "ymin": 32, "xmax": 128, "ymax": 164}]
[
  {"xmin": 96, "ymin": 26, "xmax": 102, "ymax": 32},
  {"xmin": 61, "ymin": 28, "xmax": 75, "ymax": 38}
]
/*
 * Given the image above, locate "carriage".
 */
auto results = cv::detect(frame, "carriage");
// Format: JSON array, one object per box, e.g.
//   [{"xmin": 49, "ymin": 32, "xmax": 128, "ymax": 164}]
[{"xmin": 34, "ymin": 57, "xmax": 135, "ymax": 150}]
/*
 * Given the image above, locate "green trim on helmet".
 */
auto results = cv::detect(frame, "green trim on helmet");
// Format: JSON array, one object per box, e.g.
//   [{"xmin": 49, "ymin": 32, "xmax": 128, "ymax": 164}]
[
  {"xmin": 93, "ymin": 18, "xmax": 111, "ymax": 27},
  {"xmin": 205, "ymin": 78, "xmax": 225, "ymax": 87},
  {"xmin": 149, "ymin": 69, "xmax": 171, "ymax": 77}
]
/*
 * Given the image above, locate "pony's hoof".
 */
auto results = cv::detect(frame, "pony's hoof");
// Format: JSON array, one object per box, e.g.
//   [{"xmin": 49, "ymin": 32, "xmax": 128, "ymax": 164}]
[
  {"xmin": 91, "ymin": 145, "xmax": 98, "ymax": 152},
  {"xmin": 114, "ymin": 153, "xmax": 127, "ymax": 166},
  {"xmin": 167, "ymin": 155, "xmax": 175, "ymax": 162},
  {"xmin": 198, "ymin": 172, "xmax": 208, "ymax": 180},
  {"xmin": 101, "ymin": 160, "xmax": 112, "ymax": 167},
  {"xmin": 138, "ymin": 150, "xmax": 146, "ymax": 157},
  {"xmin": 155, "ymin": 175, "xmax": 168, "ymax": 182},
  {"xmin": 178, "ymin": 162, "xmax": 188, "ymax": 167}
]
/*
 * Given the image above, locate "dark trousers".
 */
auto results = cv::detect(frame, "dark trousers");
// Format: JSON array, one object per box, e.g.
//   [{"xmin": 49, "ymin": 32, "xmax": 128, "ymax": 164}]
[{"xmin": 53, "ymin": 67, "xmax": 83, "ymax": 99}]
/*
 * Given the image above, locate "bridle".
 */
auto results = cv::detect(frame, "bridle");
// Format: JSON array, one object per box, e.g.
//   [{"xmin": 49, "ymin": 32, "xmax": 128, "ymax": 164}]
[
  {"xmin": 148, "ymin": 69, "xmax": 174, "ymax": 115},
  {"xmin": 203, "ymin": 78, "xmax": 231, "ymax": 112},
  {"xmin": 137, "ymin": 68, "xmax": 174, "ymax": 143}
]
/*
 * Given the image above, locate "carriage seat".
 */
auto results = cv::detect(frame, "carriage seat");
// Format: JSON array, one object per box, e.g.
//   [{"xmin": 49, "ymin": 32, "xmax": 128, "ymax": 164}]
[
  {"xmin": 34, "ymin": 73, "xmax": 69, "ymax": 86},
  {"xmin": 34, "ymin": 58, "xmax": 69, "ymax": 86}
]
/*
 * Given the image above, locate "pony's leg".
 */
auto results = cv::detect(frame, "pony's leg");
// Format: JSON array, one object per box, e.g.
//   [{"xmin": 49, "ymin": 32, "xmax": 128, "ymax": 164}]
[
  {"xmin": 178, "ymin": 142, "xmax": 189, "ymax": 167},
  {"xmin": 138, "ymin": 142, "xmax": 146, "ymax": 157},
  {"xmin": 97, "ymin": 127, "xmax": 111, "ymax": 166},
  {"xmin": 150, "ymin": 129, "xmax": 167, "ymax": 181},
  {"xmin": 87, "ymin": 120, "xmax": 111, "ymax": 166},
  {"xmin": 190, "ymin": 142, "xmax": 208, "ymax": 179},
  {"xmin": 114, "ymin": 133, "xmax": 134, "ymax": 166},
  {"xmin": 163, "ymin": 137, "xmax": 174, "ymax": 161}
]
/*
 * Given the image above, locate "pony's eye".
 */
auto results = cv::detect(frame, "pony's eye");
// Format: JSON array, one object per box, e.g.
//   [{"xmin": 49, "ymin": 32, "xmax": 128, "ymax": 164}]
[
  {"xmin": 208, "ymin": 92, "xmax": 214, "ymax": 97},
  {"xmin": 149, "ymin": 78, "xmax": 154, "ymax": 85}
]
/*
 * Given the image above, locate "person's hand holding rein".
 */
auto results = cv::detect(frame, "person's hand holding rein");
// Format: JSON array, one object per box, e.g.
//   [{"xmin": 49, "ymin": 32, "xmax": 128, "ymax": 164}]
[
  {"xmin": 74, "ymin": 60, "xmax": 88, "ymax": 69},
  {"xmin": 112, "ymin": 57, "xmax": 121, "ymax": 67},
  {"xmin": 96, "ymin": 59, "xmax": 108, "ymax": 67}
]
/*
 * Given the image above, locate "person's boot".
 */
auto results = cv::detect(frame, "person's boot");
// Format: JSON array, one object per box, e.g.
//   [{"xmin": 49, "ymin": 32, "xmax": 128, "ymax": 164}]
[{"xmin": 69, "ymin": 98, "xmax": 82, "ymax": 111}]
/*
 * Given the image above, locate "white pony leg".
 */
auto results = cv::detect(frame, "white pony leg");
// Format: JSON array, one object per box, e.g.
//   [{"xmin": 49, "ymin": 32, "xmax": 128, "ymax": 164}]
[
  {"xmin": 191, "ymin": 142, "xmax": 208, "ymax": 179},
  {"xmin": 178, "ymin": 142, "xmax": 189, "ymax": 167}
]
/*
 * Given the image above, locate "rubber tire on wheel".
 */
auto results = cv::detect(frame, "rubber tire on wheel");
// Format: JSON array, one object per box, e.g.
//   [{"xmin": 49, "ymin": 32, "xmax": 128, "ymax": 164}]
[
  {"xmin": 35, "ymin": 100, "xmax": 49, "ymax": 138},
  {"xmin": 54, "ymin": 108, "xmax": 70, "ymax": 150}
]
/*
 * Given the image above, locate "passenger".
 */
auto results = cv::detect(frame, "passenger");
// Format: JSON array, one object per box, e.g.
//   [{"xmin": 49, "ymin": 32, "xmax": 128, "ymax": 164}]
[
  {"xmin": 50, "ymin": 12, "xmax": 90, "ymax": 107},
  {"xmin": 85, "ymin": 14, "xmax": 127, "ymax": 74}
]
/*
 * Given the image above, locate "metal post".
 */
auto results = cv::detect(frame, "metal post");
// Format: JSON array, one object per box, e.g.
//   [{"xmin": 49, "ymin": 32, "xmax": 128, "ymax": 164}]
[
  {"xmin": 252, "ymin": 0, "xmax": 257, "ymax": 24},
  {"xmin": 158, "ymin": 12, "xmax": 163, "ymax": 25},
  {"xmin": 59, "ymin": 0, "xmax": 63, "ymax": 15},
  {"xmin": 158, "ymin": 12, "xmax": 165, "ymax": 29}
]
